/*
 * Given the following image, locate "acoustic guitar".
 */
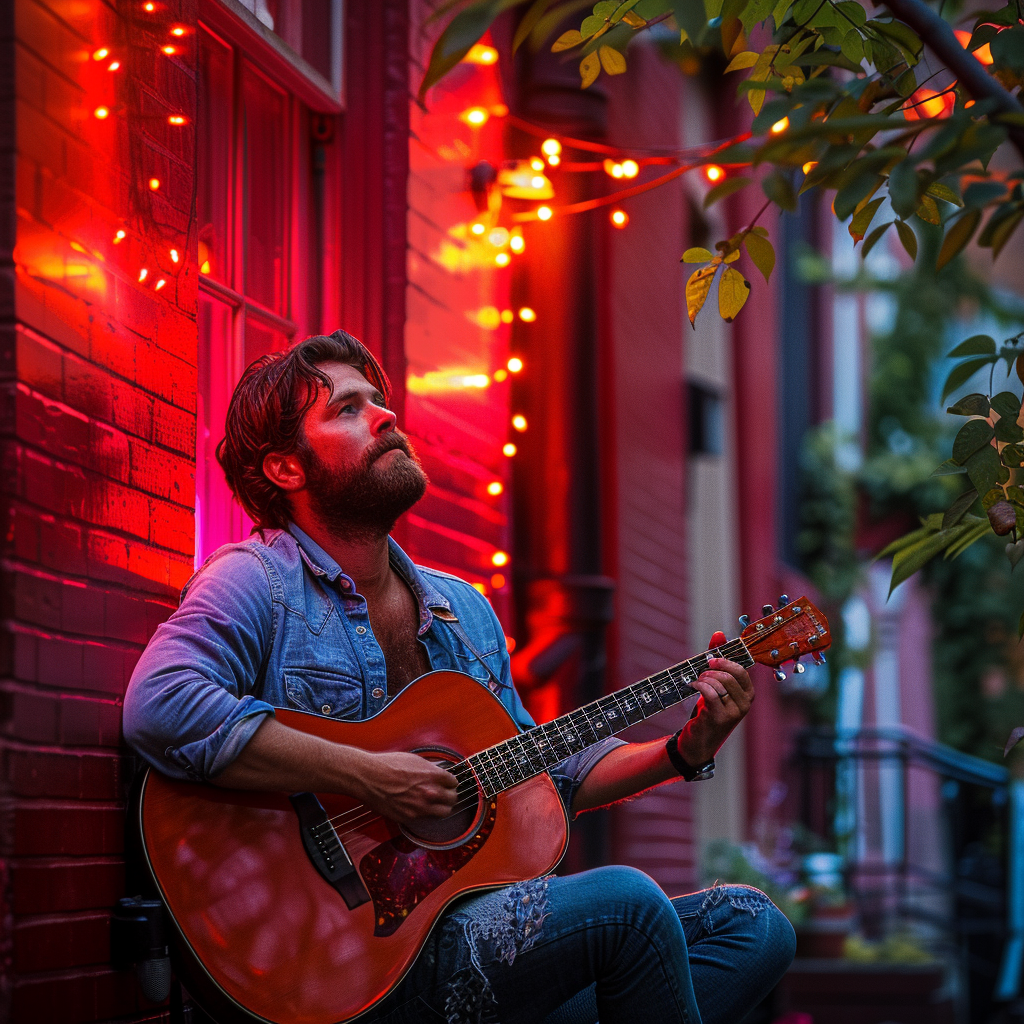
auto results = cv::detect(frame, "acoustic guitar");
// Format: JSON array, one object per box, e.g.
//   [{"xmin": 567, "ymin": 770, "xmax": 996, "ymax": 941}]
[{"xmin": 133, "ymin": 596, "xmax": 830, "ymax": 1024}]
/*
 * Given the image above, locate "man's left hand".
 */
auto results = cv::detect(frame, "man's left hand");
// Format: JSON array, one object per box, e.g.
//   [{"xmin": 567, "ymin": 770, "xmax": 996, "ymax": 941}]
[{"xmin": 677, "ymin": 630, "xmax": 754, "ymax": 768}]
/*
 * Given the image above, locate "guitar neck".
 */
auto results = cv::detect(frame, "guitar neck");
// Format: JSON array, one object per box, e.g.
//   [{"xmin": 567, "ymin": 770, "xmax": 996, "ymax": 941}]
[{"xmin": 467, "ymin": 637, "xmax": 754, "ymax": 798}]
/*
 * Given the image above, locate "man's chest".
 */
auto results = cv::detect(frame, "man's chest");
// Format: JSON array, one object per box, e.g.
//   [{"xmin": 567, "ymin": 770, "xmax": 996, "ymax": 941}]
[{"xmin": 366, "ymin": 579, "xmax": 432, "ymax": 693}]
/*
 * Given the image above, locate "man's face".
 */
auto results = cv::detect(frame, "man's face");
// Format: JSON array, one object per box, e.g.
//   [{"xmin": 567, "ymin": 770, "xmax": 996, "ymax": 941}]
[{"xmin": 296, "ymin": 361, "xmax": 427, "ymax": 538}]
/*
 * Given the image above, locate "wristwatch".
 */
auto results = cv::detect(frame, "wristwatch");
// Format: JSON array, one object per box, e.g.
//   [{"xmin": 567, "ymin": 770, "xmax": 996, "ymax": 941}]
[{"xmin": 666, "ymin": 729, "xmax": 716, "ymax": 781}]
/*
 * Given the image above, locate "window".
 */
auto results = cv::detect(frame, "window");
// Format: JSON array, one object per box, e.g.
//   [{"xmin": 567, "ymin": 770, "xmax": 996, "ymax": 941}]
[
  {"xmin": 195, "ymin": 8, "xmax": 340, "ymax": 564},
  {"xmin": 688, "ymin": 380, "xmax": 724, "ymax": 457}
]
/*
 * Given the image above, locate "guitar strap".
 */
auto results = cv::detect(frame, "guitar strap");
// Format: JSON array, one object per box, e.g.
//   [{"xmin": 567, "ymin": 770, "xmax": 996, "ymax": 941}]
[{"xmin": 435, "ymin": 613, "xmax": 508, "ymax": 696}]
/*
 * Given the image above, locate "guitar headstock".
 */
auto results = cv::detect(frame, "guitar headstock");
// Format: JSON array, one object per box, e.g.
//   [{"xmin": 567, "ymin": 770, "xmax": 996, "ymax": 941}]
[{"xmin": 740, "ymin": 596, "xmax": 831, "ymax": 678}]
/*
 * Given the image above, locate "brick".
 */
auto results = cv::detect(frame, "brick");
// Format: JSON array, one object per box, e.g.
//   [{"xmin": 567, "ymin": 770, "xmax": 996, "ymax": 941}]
[
  {"xmin": 14, "ymin": 803, "xmax": 124, "ymax": 856},
  {"xmin": 149, "ymin": 497, "xmax": 193, "ymax": 555},
  {"xmin": 23, "ymin": 448, "xmax": 88, "ymax": 520},
  {"xmin": 10, "ymin": 965, "xmax": 148, "ymax": 1024},
  {"xmin": 58, "ymin": 693, "xmax": 122, "ymax": 747},
  {"xmin": 102, "ymin": 590, "xmax": 149, "ymax": 644},
  {"xmin": 37, "ymin": 633, "xmax": 84, "ymax": 690},
  {"xmin": 128, "ymin": 438, "xmax": 194, "ymax": 505},
  {"xmin": 11, "ymin": 858, "xmax": 125, "ymax": 915},
  {"xmin": 10, "ymin": 566, "xmax": 63, "ymax": 629},
  {"xmin": 2, "ymin": 686, "xmax": 60, "ymax": 743},
  {"xmin": 12, "ymin": 629, "xmax": 38, "ymax": 682},
  {"xmin": 109, "ymin": 382, "xmax": 153, "ymax": 442},
  {"xmin": 8, "ymin": 502, "xmax": 41, "ymax": 562},
  {"xmin": 144, "ymin": 598, "xmax": 175, "ymax": 636},
  {"xmin": 63, "ymin": 355, "xmax": 114, "ymax": 425},
  {"xmin": 39, "ymin": 516, "xmax": 87, "ymax": 576},
  {"xmin": 152, "ymin": 398, "xmax": 194, "ymax": 455},
  {"xmin": 61, "ymin": 579, "xmax": 104, "ymax": 636},
  {"xmin": 88, "ymin": 420, "xmax": 131, "ymax": 483},
  {"xmin": 16, "ymin": 385, "xmax": 91, "ymax": 465},
  {"xmin": 81, "ymin": 642, "xmax": 128, "ymax": 694},
  {"xmin": 6, "ymin": 748, "xmax": 122, "ymax": 800},
  {"xmin": 84, "ymin": 478, "xmax": 150, "ymax": 540},
  {"xmin": 15, "ymin": 326, "xmax": 62, "ymax": 399},
  {"xmin": 14, "ymin": 911, "xmax": 111, "ymax": 973}
]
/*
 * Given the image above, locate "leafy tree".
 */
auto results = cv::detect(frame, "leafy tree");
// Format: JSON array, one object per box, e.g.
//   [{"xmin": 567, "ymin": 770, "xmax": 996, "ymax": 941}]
[{"xmin": 424, "ymin": 0, "xmax": 1024, "ymax": 632}]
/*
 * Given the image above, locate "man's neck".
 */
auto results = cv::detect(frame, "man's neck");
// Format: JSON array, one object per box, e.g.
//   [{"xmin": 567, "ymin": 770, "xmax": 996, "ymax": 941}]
[{"xmin": 292, "ymin": 514, "xmax": 393, "ymax": 601}]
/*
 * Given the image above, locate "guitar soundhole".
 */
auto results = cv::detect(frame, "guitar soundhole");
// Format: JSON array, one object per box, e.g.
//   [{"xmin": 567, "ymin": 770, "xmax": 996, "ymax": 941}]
[{"xmin": 400, "ymin": 748, "xmax": 483, "ymax": 850}]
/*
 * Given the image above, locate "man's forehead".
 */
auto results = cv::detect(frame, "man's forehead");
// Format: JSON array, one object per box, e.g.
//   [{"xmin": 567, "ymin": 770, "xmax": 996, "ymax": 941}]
[{"xmin": 315, "ymin": 361, "xmax": 378, "ymax": 403}]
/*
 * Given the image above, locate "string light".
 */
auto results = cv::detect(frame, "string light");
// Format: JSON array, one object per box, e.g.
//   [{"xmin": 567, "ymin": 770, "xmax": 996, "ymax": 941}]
[
  {"xmin": 492, "ymin": 551, "xmax": 509, "ymax": 567},
  {"xmin": 143, "ymin": 2, "xmax": 155, "ymax": 9},
  {"xmin": 487, "ymin": 481, "xmax": 504, "ymax": 496},
  {"xmin": 148, "ymin": 178, "xmax": 161, "ymax": 190},
  {"xmin": 954, "ymin": 29, "xmax": 994, "ymax": 64},
  {"xmin": 168, "ymin": 115, "xmax": 186, "ymax": 125},
  {"xmin": 541, "ymin": 139, "xmax": 561, "ymax": 157},
  {"xmin": 171, "ymin": 26, "xmax": 186, "ymax": 36},
  {"xmin": 138, "ymin": 268, "xmax": 149, "ymax": 282},
  {"xmin": 470, "ymin": 221, "xmax": 486, "ymax": 236},
  {"xmin": 493, "ymin": 368, "xmax": 508, "ymax": 382},
  {"xmin": 491, "ymin": 573, "xmax": 506, "ymax": 589},
  {"xmin": 530, "ymin": 158, "xmax": 545, "ymax": 171},
  {"xmin": 107, "ymin": 60, "xmax": 120, "ymax": 71},
  {"xmin": 610, "ymin": 209, "xmax": 628, "ymax": 228},
  {"xmin": 512, "ymin": 414, "xmax": 527, "ymax": 432},
  {"xmin": 92, "ymin": 48, "xmax": 109, "ymax": 60},
  {"xmin": 473, "ymin": 582, "xmax": 487, "ymax": 594},
  {"xmin": 505, "ymin": 635, "xmax": 516, "ymax": 652},
  {"xmin": 94, "ymin": 106, "xmax": 110, "ymax": 119},
  {"xmin": 460, "ymin": 107, "xmax": 489, "ymax": 127},
  {"xmin": 488, "ymin": 227, "xmax": 510, "ymax": 247},
  {"xmin": 704, "ymin": 164, "xmax": 724, "ymax": 183},
  {"xmin": 463, "ymin": 42, "xmax": 498, "ymax": 64},
  {"xmin": 161, "ymin": 44, "xmax": 176, "ymax": 55},
  {"xmin": 495, "ymin": 252, "xmax": 510, "ymax": 267},
  {"xmin": 771, "ymin": 117, "xmax": 789, "ymax": 134},
  {"xmin": 547, "ymin": 154, "xmax": 560, "ymax": 166},
  {"xmin": 517, "ymin": 308, "xmax": 536, "ymax": 322},
  {"xmin": 113, "ymin": 230, "xmax": 126, "ymax": 243},
  {"xmin": 536, "ymin": 206, "xmax": 552, "ymax": 221},
  {"xmin": 155, "ymin": 278, "xmax": 166, "ymax": 290},
  {"xmin": 200, "ymin": 260, "xmax": 211, "ymax": 274},
  {"xmin": 507, "ymin": 356, "xmax": 524, "ymax": 372},
  {"xmin": 802, "ymin": 161, "xmax": 818, "ymax": 174},
  {"xmin": 509, "ymin": 233, "xmax": 525, "ymax": 253},
  {"xmin": 604, "ymin": 159, "xmax": 625, "ymax": 179},
  {"xmin": 170, "ymin": 249, "xmax": 179, "ymax": 262},
  {"xmin": 621, "ymin": 159, "xmax": 639, "ymax": 178},
  {"xmin": 500, "ymin": 309, "xmax": 514, "ymax": 323},
  {"xmin": 503, "ymin": 443, "xmax": 517, "ymax": 457}
]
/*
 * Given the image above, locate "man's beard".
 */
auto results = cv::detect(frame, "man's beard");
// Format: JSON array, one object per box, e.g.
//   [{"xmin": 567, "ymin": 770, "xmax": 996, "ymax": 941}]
[{"xmin": 300, "ymin": 431, "xmax": 428, "ymax": 540}]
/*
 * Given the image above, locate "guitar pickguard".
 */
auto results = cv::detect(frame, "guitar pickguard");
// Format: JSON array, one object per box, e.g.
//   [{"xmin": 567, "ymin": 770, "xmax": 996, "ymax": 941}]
[{"xmin": 360, "ymin": 798, "xmax": 498, "ymax": 936}]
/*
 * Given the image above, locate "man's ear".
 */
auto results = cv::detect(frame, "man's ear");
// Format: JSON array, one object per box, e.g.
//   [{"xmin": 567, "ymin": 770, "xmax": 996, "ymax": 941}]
[{"xmin": 262, "ymin": 451, "xmax": 306, "ymax": 493}]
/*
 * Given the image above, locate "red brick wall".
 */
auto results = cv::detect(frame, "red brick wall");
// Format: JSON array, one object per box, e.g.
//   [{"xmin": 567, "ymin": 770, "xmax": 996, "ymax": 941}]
[{"xmin": 1, "ymin": 0, "xmax": 198, "ymax": 1018}]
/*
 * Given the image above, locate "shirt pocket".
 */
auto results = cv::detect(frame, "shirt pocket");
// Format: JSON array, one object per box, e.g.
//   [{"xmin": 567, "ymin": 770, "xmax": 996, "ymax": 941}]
[{"xmin": 283, "ymin": 668, "xmax": 364, "ymax": 720}]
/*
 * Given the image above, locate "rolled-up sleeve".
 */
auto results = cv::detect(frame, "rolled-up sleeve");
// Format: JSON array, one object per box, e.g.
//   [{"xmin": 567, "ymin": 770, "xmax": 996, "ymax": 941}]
[
  {"xmin": 549, "ymin": 737, "xmax": 627, "ymax": 816},
  {"xmin": 123, "ymin": 548, "xmax": 277, "ymax": 781}
]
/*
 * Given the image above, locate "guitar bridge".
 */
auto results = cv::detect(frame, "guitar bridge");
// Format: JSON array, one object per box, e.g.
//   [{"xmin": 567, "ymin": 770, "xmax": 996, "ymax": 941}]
[{"xmin": 289, "ymin": 792, "xmax": 370, "ymax": 910}]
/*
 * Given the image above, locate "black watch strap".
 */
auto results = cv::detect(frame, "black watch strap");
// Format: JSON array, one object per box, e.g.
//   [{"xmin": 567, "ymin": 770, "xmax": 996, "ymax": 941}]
[{"xmin": 666, "ymin": 730, "xmax": 715, "ymax": 781}]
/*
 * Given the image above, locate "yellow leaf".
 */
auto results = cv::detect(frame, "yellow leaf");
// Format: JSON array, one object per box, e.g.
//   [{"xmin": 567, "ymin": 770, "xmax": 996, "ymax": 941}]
[
  {"xmin": 926, "ymin": 181, "xmax": 963, "ymax": 207},
  {"xmin": 552, "ymin": 29, "xmax": 583, "ymax": 52},
  {"xmin": 744, "ymin": 231, "xmax": 775, "ymax": 282},
  {"xmin": 748, "ymin": 88, "xmax": 766, "ymax": 115},
  {"xmin": 725, "ymin": 50, "xmax": 759, "ymax": 72},
  {"xmin": 686, "ymin": 265, "xmax": 717, "ymax": 327},
  {"xmin": 580, "ymin": 51, "xmax": 601, "ymax": 88},
  {"xmin": 718, "ymin": 266, "xmax": 751, "ymax": 322},
  {"xmin": 682, "ymin": 246, "xmax": 714, "ymax": 263},
  {"xmin": 598, "ymin": 45, "xmax": 626, "ymax": 75},
  {"xmin": 916, "ymin": 194, "xmax": 940, "ymax": 225},
  {"xmin": 622, "ymin": 11, "xmax": 646, "ymax": 26},
  {"xmin": 723, "ymin": 249, "xmax": 741, "ymax": 262}
]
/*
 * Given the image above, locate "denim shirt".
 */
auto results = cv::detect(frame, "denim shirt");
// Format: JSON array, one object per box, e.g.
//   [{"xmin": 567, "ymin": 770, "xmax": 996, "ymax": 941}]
[{"xmin": 123, "ymin": 526, "xmax": 622, "ymax": 813}]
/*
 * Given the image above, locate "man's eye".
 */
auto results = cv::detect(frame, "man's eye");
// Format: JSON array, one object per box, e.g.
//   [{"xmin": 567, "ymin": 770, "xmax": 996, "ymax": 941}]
[{"xmin": 339, "ymin": 404, "xmax": 356, "ymax": 414}]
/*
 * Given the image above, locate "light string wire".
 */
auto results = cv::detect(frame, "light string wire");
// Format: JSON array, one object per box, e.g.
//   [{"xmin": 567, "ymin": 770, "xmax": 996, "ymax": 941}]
[{"xmin": 318, "ymin": 637, "xmax": 753, "ymax": 841}]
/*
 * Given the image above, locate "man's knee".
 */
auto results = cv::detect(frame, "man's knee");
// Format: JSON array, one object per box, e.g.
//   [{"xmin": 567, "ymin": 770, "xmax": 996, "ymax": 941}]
[{"xmin": 707, "ymin": 885, "xmax": 796, "ymax": 978}]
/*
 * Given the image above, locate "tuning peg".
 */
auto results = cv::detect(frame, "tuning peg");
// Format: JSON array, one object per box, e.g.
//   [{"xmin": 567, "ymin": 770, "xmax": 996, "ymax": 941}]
[
  {"xmin": 793, "ymin": 659, "xmax": 806, "ymax": 674},
  {"xmin": 812, "ymin": 651, "xmax": 826, "ymax": 665},
  {"xmin": 762, "ymin": 603, "xmax": 774, "ymax": 615},
  {"xmin": 774, "ymin": 668, "xmax": 787, "ymax": 682},
  {"xmin": 778, "ymin": 594, "xmax": 790, "ymax": 607},
  {"xmin": 739, "ymin": 614, "xmax": 750, "ymax": 629}
]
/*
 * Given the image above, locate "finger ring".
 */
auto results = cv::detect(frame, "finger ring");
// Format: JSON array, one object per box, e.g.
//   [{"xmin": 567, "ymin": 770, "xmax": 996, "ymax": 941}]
[{"xmin": 717, "ymin": 691, "xmax": 730, "ymax": 701}]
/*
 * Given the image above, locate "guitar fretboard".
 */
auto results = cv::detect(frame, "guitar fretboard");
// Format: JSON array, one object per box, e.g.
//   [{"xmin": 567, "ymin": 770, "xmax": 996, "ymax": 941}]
[{"xmin": 467, "ymin": 638, "xmax": 754, "ymax": 798}]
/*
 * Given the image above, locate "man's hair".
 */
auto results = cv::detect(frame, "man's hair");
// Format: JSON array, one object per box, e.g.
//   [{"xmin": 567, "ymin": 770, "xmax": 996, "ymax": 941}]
[{"xmin": 216, "ymin": 330, "xmax": 391, "ymax": 531}]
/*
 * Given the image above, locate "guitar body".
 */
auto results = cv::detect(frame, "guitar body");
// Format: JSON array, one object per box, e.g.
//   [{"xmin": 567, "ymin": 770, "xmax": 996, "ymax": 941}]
[{"xmin": 135, "ymin": 671, "xmax": 569, "ymax": 1024}]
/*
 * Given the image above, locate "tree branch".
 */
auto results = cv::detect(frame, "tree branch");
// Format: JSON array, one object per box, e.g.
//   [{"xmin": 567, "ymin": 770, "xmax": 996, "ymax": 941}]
[{"xmin": 882, "ymin": 0, "xmax": 1024, "ymax": 161}]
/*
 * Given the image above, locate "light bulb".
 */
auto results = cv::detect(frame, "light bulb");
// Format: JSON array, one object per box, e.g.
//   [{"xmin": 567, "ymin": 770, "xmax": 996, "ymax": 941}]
[
  {"xmin": 148, "ymin": 177, "xmax": 161, "ymax": 190},
  {"xmin": 487, "ymin": 481, "xmax": 504, "ymax": 496},
  {"xmin": 530, "ymin": 158, "xmax": 545, "ymax": 171},
  {"xmin": 507, "ymin": 356, "xmax": 524, "ymax": 372},
  {"xmin": 802, "ymin": 161, "xmax": 818, "ymax": 175},
  {"xmin": 493, "ymin": 368, "xmax": 508, "ymax": 382},
  {"xmin": 113, "ymin": 230, "xmax": 126, "ymax": 243},
  {"xmin": 171, "ymin": 26, "xmax": 185, "ymax": 36},
  {"xmin": 610, "ymin": 209, "xmax": 628, "ymax": 228},
  {"xmin": 461, "ymin": 107, "xmax": 489, "ymax": 126},
  {"xmin": 621, "ymin": 159, "xmax": 639, "ymax": 178},
  {"xmin": 491, "ymin": 550, "xmax": 509, "ymax": 567},
  {"xmin": 512, "ymin": 414, "xmax": 527, "ymax": 432},
  {"xmin": 509, "ymin": 235, "xmax": 525, "ymax": 253},
  {"xmin": 503, "ymin": 443, "xmax": 517, "ymax": 457},
  {"xmin": 495, "ymin": 252, "xmax": 510, "ymax": 267},
  {"xmin": 500, "ymin": 309, "xmax": 514, "ymax": 324},
  {"xmin": 93, "ymin": 48, "xmax": 109, "ymax": 60},
  {"xmin": 107, "ymin": 60, "xmax": 120, "ymax": 70},
  {"xmin": 541, "ymin": 138, "xmax": 561, "ymax": 156},
  {"xmin": 771, "ymin": 117, "xmax": 789, "ymax": 134},
  {"xmin": 94, "ymin": 106, "xmax": 110, "ymax": 119},
  {"xmin": 491, "ymin": 573, "xmax": 506, "ymax": 589},
  {"xmin": 161, "ymin": 44, "xmax": 176, "ymax": 55},
  {"xmin": 536, "ymin": 206, "xmax": 552, "ymax": 221},
  {"xmin": 547, "ymin": 154, "xmax": 560, "ymax": 166},
  {"xmin": 170, "ymin": 249, "xmax": 179, "ymax": 262},
  {"xmin": 138, "ymin": 268, "xmax": 149, "ymax": 282},
  {"xmin": 155, "ymin": 278, "xmax": 166, "ymax": 290},
  {"xmin": 168, "ymin": 115, "xmax": 186, "ymax": 125},
  {"xmin": 470, "ymin": 221, "xmax": 486, "ymax": 235},
  {"xmin": 200, "ymin": 260, "xmax": 211, "ymax": 274},
  {"xmin": 704, "ymin": 164, "xmax": 724, "ymax": 183},
  {"xmin": 517, "ymin": 308, "xmax": 536, "ymax": 323}
]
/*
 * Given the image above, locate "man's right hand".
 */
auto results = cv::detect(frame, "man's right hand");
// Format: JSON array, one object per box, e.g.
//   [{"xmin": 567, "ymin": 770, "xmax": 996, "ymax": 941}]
[{"xmin": 354, "ymin": 750, "xmax": 459, "ymax": 822}]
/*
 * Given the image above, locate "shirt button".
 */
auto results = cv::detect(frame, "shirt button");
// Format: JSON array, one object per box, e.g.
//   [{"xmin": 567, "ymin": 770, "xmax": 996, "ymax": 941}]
[
  {"xmin": 371, "ymin": 687, "xmax": 385, "ymax": 699},
  {"xmin": 341, "ymin": 579, "xmax": 351, "ymax": 590},
  {"xmin": 321, "ymin": 704, "xmax": 331, "ymax": 715},
  {"xmin": 356, "ymin": 625, "xmax": 367, "ymax": 635}
]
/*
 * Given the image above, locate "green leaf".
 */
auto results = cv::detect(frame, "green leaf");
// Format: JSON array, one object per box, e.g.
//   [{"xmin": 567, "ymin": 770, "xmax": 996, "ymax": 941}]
[
  {"xmin": 862, "ymin": 220, "xmax": 893, "ymax": 258},
  {"xmin": 703, "ymin": 175, "xmax": 751, "ymax": 208},
  {"xmin": 581, "ymin": 13, "xmax": 609, "ymax": 36},
  {"xmin": 872, "ymin": 18, "xmax": 923, "ymax": 64},
  {"xmin": 789, "ymin": 49, "xmax": 864, "ymax": 73},
  {"xmin": 888, "ymin": 160, "xmax": 919, "ymax": 220},
  {"xmin": 420, "ymin": 0, "xmax": 508, "ymax": 101},
  {"xmin": 996, "ymin": 417, "xmax": 1024, "ymax": 443},
  {"xmin": 743, "ymin": 230, "xmax": 775, "ymax": 282},
  {"xmin": 952, "ymin": 418, "xmax": 995, "ymax": 465},
  {"xmin": 991, "ymin": 25, "xmax": 1024, "ymax": 72},
  {"xmin": 942, "ymin": 356, "xmax": 997, "ymax": 402},
  {"xmin": 762, "ymin": 170, "xmax": 798, "ymax": 212},
  {"xmin": 992, "ymin": 391, "xmax": 1022, "ymax": 419},
  {"xmin": 835, "ymin": 172, "xmax": 882, "ymax": 221},
  {"xmin": 966, "ymin": 443, "xmax": 1001, "ymax": 495},
  {"xmin": 682, "ymin": 246, "xmax": 714, "ymax": 262},
  {"xmin": 841, "ymin": 30, "xmax": 864, "ymax": 66},
  {"xmin": 942, "ymin": 488, "xmax": 978, "ymax": 530},
  {"xmin": 949, "ymin": 334, "xmax": 996, "ymax": 358},
  {"xmin": 917, "ymin": 194, "xmax": 941, "ymax": 225},
  {"xmin": 1002, "ymin": 444, "xmax": 1024, "ymax": 469},
  {"xmin": 849, "ymin": 196, "xmax": 885, "ymax": 242},
  {"xmin": 946, "ymin": 393, "xmax": 990, "ymax": 417},
  {"xmin": 991, "ymin": 208, "xmax": 1024, "ymax": 260},
  {"xmin": 889, "ymin": 527, "xmax": 957, "ymax": 593},
  {"xmin": 515, "ymin": 0, "xmax": 557, "ymax": 51},
  {"xmin": 933, "ymin": 458, "xmax": 968, "ymax": 476},
  {"xmin": 936, "ymin": 208, "xmax": 981, "ymax": 271},
  {"xmin": 964, "ymin": 181, "xmax": 1008, "ymax": 208},
  {"xmin": 945, "ymin": 517, "xmax": 993, "ymax": 560},
  {"xmin": 895, "ymin": 219, "xmax": 917, "ymax": 261}
]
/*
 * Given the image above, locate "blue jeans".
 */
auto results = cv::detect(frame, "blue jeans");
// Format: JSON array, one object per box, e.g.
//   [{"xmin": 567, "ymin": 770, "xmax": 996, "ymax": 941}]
[{"xmin": 365, "ymin": 866, "xmax": 797, "ymax": 1024}]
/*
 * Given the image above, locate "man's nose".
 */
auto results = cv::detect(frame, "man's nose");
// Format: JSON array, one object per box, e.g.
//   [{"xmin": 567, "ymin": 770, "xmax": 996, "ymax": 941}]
[{"xmin": 371, "ymin": 404, "xmax": 398, "ymax": 435}]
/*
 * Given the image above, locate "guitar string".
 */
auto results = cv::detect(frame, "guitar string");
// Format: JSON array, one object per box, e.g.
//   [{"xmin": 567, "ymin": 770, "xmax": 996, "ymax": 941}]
[
  {"xmin": 318, "ymin": 638, "xmax": 754, "ymax": 838},
  {"xmin": 321, "ymin": 638, "xmax": 754, "ymax": 836}
]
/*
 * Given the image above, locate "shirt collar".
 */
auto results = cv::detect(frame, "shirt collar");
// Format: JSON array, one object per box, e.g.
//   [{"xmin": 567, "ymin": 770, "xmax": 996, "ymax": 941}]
[{"xmin": 287, "ymin": 524, "xmax": 454, "ymax": 627}]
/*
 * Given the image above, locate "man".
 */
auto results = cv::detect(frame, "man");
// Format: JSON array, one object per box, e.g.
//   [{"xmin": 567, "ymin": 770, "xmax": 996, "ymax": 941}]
[{"xmin": 124, "ymin": 330, "xmax": 795, "ymax": 1024}]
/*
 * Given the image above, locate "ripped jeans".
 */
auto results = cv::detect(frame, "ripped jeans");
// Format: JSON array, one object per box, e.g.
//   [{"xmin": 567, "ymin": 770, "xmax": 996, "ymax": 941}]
[{"xmin": 362, "ymin": 865, "xmax": 797, "ymax": 1024}]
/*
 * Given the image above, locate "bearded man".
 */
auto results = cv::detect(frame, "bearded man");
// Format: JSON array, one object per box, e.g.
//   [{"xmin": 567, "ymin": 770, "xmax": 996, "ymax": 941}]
[{"xmin": 124, "ymin": 330, "xmax": 795, "ymax": 1024}]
